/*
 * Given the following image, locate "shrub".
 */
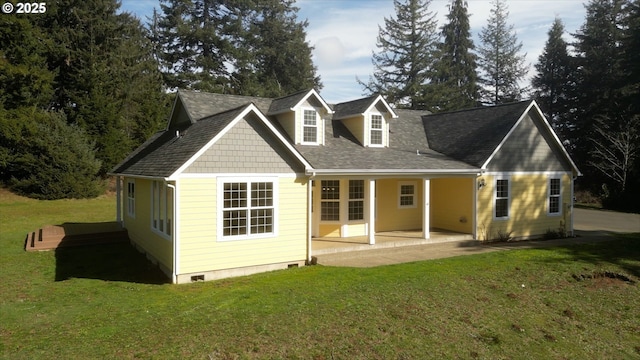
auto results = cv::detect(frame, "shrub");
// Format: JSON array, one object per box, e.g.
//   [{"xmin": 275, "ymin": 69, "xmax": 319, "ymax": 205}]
[{"xmin": 0, "ymin": 108, "xmax": 104, "ymax": 199}]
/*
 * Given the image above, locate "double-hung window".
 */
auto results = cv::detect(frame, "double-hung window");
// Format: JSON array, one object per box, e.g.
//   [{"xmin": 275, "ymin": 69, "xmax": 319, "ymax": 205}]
[
  {"xmin": 303, "ymin": 109, "xmax": 318, "ymax": 144},
  {"xmin": 221, "ymin": 180, "xmax": 275, "ymax": 239},
  {"xmin": 370, "ymin": 114, "xmax": 383, "ymax": 146},
  {"xmin": 398, "ymin": 182, "xmax": 416, "ymax": 208},
  {"xmin": 348, "ymin": 180, "xmax": 364, "ymax": 221},
  {"xmin": 548, "ymin": 177, "xmax": 561, "ymax": 215},
  {"xmin": 126, "ymin": 180, "xmax": 135, "ymax": 218},
  {"xmin": 320, "ymin": 180, "xmax": 340, "ymax": 221},
  {"xmin": 494, "ymin": 178, "xmax": 510, "ymax": 219}
]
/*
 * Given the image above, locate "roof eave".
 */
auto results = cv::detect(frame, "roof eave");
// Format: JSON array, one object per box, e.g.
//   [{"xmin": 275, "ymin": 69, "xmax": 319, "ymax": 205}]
[{"xmin": 305, "ymin": 168, "xmax": 481, "ymax": 176}]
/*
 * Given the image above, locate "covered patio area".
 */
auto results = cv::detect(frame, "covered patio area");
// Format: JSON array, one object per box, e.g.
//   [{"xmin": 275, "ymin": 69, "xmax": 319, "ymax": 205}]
[{"xmin": 312, "ymin": 229, "xmax": 474, "ymax": 256}]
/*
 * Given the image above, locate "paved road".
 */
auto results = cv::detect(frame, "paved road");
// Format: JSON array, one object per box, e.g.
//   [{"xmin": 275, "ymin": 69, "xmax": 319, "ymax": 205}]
[
  {"xmin": 313, "ymin": 208, "xmax": 639, "ymax": 268},
  {"xmin": 573, "ymin": 208, "xmax": 640, "ymax": 233}
]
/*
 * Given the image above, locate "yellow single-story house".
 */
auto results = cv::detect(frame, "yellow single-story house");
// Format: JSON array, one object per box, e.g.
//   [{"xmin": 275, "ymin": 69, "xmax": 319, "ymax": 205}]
[{"xmin": 110, "ymin": 89, "xmax": 581, "ymax": 283}]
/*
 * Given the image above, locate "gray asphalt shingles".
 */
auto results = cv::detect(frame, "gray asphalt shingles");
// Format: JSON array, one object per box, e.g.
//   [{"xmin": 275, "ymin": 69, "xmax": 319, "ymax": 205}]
[{"xmin": 113, "ymin": 90, "xmax": 532, "ymax": 176}]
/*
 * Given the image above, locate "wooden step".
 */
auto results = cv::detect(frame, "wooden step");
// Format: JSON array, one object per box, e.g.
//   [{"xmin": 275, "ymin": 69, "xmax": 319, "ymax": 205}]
[{"xmin": 24, "ymin": 223, "xmax": 128, "ymax": 251}]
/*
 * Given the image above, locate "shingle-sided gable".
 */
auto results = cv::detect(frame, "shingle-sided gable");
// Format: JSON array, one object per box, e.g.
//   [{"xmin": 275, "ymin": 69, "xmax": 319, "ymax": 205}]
[
  {"xmin": 184, "ymin": 112, "xmax": 305, "ymax": 174},
  {"xmin": 422, "ymin": 101, "xmax": 531, "ymax": 167}
]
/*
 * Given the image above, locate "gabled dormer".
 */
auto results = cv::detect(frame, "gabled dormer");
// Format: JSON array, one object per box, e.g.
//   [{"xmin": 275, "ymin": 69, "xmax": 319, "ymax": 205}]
[
  {"xmin": 332, "ymin": 95, "xmax": 398, "ymax": 147},
  {"xmin": 267, "ymin": 89, "xmax": 333, "ymax": 146}
]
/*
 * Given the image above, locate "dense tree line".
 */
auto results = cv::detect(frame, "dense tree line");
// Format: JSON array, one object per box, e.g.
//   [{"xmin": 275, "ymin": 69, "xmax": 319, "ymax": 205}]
[
  {"xmin": 0, "ymin": 0, "xmax": 318, "ymax": 199},
  {"xmin": 365, "ymin": 0, "xmax": 639, "ymax": 211}
]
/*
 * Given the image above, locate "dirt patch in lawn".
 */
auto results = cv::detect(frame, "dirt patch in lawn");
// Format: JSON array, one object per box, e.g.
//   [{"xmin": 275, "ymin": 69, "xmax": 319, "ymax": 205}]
[{"xmin": 572, "ymin": 271, "xmax": 636, "ymax": 288}]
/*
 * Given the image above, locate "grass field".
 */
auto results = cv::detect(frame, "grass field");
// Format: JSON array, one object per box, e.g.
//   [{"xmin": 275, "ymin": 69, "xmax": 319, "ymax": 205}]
[{"xmin": 1, "ymin": 189, "xmax": 639, "ymax": 359}]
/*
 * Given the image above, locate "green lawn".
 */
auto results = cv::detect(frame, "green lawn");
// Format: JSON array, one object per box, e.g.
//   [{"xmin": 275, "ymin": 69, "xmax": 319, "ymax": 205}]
[{"xmin": 1, "ymin": 189, "xmax": 639, "ymax": 359}]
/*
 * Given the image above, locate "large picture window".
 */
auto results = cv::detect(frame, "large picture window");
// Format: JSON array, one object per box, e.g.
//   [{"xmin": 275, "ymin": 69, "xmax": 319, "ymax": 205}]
[
  {"xmin": 495, "ymin": 178, "xmax": 509, "ymax": 219},
  {"xmin": 548, "ymin": 177, "xmax": 561, "ymax": 215},
  {"xmin": 348, "ymin": 180, "xmax": 364, "ymax": 221},
  {"xmin": 321, "ymin": 180, "xmax": 340, "ymax": 221},
  {"xmin": 370, "ymin": 114, "xmax": 383, "ymax": 146},
  {"xmin": 303, "ymin": 109, "xmax": 318, "ymax": 144},
  {"xmin": 220, "ymin": 179, "xmax": 276, "ymax": 239}
]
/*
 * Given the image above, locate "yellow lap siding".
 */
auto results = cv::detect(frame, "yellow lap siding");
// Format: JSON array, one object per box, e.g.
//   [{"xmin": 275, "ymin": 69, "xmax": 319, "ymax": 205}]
[
  {"xmin": 122, "ymin": 178, "xmax": 173, "ymax": 271},
  {"xmin": 431, "ymin": 178, "xmax": 474, "ymax": 233},
  {"xmin": 178, "ymin": 177, "xmax": 307, "ymax": 274},
  {"xmin": 375, "ymin": 179, "xmax": 422, "ymax": 232},
  {"xmin": 477, "ymin": 173, "xmax": 572, "ymax": 240}
]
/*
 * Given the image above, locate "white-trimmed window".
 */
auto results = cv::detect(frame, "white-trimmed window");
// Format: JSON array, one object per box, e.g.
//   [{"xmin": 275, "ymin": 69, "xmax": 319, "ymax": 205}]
[
  {"xmin": 348, "ymin": 180, "xmax": 364, "ymax": 221},
  {"xmin": 302, "ymin": 109, "xmax": 319, "ymax": 144},
  {"xmin": 126, "ymin": 180, "xmax": 135, "ymax": 218},
  {"xmin": 494, "ymin": 177, "xmax": 510, "ymax": 219},
  {"xmin": 548, "ymin": 177, "xmax": 561, "ymax": 215},
  {"xmin": 220, "ymin": 179, "xmax": 276, "ymax": 239},
  {"xmin": 370, "ymin": 114, "xmax": 383, "ymax": 146},
  {"xmin": 398, "ymin": 182, "xmax": 416, "ymax": 208},
  {"xmin": 151, "ymin": 181, "xmax": 172, "ymax": 237},
  {"xmin": 321, "ymin": 180, "xmax": 340, "ymax": 221}
]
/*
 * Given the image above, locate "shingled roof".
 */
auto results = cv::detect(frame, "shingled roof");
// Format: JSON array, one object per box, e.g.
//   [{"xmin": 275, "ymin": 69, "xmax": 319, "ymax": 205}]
[
  {"xmin": 112, "ymin": 105, "xmax": 248, "ymax": 177},
  {"xmin": 112, "ymin": 89, "xmax": 543, "ymax": 177},
  {"xmin": 423, "ymin": 101, "xmax": 532, "ymax": 167}
]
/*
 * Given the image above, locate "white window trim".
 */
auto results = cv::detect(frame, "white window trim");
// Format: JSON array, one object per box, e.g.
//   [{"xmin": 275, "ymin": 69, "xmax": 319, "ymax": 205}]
[
  {"xmin": 126, "ymin": 179, "xmax": 135, "ymax": 218},
  {"xmin": 368, "ymin": 113, "xmax": 385, "ymax": 147},
  {"xmin": 216, "ymin": 177, "xmax": 279, "ymax": 241},
  {"xmin": 547, "ymin": 176, "xmax": 562, "ymax": 216},
  {"xmin": 348, "ymin": 179, "xmax": 365, "ymax": 222},
  {"xmin": 398, "ymin": 181, "xmax": 417, "ymax": 209},
  {"xmin": 320, "ymin": 179, "xmax": 341, "ymax": 223},
  {"xmin": 301, "ymin": 107, "xmax": 320, "ymax": 145},
  {"xmin": 493, "ymin": 176, "xmax": 511, "ymax": 220},
  {"xmin": 150, "ymin": 180, "xmax": 172, "ymax": 240}
]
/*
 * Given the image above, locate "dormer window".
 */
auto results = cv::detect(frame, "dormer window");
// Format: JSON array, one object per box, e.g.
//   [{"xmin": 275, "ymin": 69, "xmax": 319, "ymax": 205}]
[
  {"xmin": 303, "ymin": 109, "xmax": 319, "ymax": 144},
  {"xmin": 370, "ymin": 114, "xmax": 383, "ymax": 146}
]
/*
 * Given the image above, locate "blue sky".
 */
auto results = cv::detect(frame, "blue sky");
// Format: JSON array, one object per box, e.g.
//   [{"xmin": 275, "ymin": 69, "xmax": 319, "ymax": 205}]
[{"xmin": 120, "ymin": 0, "xmax": 587, "ymax": 103}]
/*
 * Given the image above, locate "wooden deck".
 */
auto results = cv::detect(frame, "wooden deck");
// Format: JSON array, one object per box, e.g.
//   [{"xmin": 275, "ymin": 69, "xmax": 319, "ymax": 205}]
[
  {"xmin": 312, "ymin": 229, "xmax": 474, "ymax": 255},
  {"xmin": 25, "ymin": 222, "xmax": 128, "ymax": 251}
]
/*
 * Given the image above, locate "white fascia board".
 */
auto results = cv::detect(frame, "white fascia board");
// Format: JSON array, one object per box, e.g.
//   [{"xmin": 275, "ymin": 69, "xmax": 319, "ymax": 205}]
[
  {"xmin": 106, "ymin": 172, "xmax": 168, "ymax": 181},
  {"xmin": 167, "ymin": 104, "xmax": 313, "ymax": 180},
  {"xmin": 529, "ymin": 101, "xmax": 582, "ymax": 176},
  {"xmin": 293, "ymin": 89, "xmax": 334, "ymax": 114},
  {"xmin": 481, "ymin": 102, "xmax": 531, "ymax": 170},
  {"xmin": 306, "ymin": 168, "xmax": 480, "ymax": 176},
  {"xmin": 365, "ymin": 95, "xmax": 398, "ymax": 119}
]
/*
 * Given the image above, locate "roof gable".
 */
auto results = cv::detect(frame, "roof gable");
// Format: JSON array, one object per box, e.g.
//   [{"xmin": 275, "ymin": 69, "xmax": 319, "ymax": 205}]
[
  {"xmin": 423, "ymin": 101, "xmax": 531, "ymax": 167},
  {"xmin": 111, "ymin": 103, "xmax": 311, "ymax": 178},
  {"xmin": 332, "ymin": 95, "xmax": 397, "ymax": 120},
  {"xmin": 267, "ymin": 89, "xmax": 332, "ymax": 115}
]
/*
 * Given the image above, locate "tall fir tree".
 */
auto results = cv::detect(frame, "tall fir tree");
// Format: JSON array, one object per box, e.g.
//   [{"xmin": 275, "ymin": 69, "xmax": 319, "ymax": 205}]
[
  {"xmin": 430, "ymin": 0, "xmax": 479, "ymax": 112},
  {"xmin": 156, "ymin": 0, "xmax": 230, "ymax": 91},
  {"xmin": 477, "ymin": 0, "xmax": 528, "ymax": 105},
  {"xmin": 570, "ymin": 0, "xmax": 629, "ymax": 172},
  {"xmin": 359, "ymin": 0, "xmax": 439, "ymax": 109},
  {"xmin": 228, "ymin": 0, "xmax": 321, "ymax": 97},
  {"xmin": 531, "ymin": 18, "xmax": 575, "ymax": 140}
]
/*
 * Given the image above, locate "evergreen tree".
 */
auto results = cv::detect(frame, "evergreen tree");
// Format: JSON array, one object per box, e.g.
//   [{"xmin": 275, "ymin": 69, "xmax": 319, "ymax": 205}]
[
  {"xmin": 570, "ymin": 0, "xmax": 629, "ymax": 171},
  {"xmin": 358, "ymin": 0, "xmax": 439, "ymax": 109},
  {"xmin": 0, "ymin": 13, "xmax": 54, "ymax": 109},
  {"xmin": 430, "ymin": 0, "xmax": 479, "ymax": 111},
  {"xmin": 228, "ymin": 0, "xmax": 321, "ymax": 97},
  {"xmin": 156, "ymin": 0, "xmax": 229, "ymax": 91},
  {"xmin": 477, "ymin": 0, "xmax": 528, "ymax": 105},
  {"xmin": 531, "ymin": 18, "xmax": 575, "ymax": 139}
]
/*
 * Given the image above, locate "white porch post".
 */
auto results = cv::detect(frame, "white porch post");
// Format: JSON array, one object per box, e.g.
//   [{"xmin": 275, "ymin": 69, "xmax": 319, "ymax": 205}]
[
  {"xmin": 367, "ymin": 179, "xmax": 376, "ymax": 245},
  {"xmin": 115, "ymin": 176, "xmax": 122, "ymax": 226},
  {"xmin": 422, "ymin": 178, "xmax": 430, "ymax": 239}
]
